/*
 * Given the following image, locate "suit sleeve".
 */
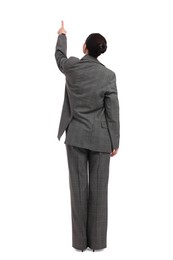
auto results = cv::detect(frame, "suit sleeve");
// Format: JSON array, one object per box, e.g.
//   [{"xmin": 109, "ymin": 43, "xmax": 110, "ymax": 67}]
[
  {"xmin": 55, "ymin": 34, "xmax": 68, "ymax": 73},
  {"xmin": 104, "ymin": 73, "xmax": 120, "ymax": 151}
]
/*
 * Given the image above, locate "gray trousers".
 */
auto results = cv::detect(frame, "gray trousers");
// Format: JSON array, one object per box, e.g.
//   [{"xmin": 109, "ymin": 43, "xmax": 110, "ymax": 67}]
[{"xmin": 65, "ymin": 144, "xmax": 111, "ymax": 250}]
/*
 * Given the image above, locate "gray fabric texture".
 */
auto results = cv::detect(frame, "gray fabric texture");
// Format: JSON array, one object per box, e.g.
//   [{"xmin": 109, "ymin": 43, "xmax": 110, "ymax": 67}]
[
  {"xmin": 55, "ymin": 34, "xmax": 120, "ymax": 153},
  {"xmin": 66, "ymin": 144, "xmax": 110, "ymax": 250}
]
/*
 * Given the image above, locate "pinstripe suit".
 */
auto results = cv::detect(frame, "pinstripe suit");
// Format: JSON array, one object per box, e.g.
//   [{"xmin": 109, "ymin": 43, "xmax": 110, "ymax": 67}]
[{"xmin": 55, "ymin": 34, "xmax": 120, "ymax": 250}]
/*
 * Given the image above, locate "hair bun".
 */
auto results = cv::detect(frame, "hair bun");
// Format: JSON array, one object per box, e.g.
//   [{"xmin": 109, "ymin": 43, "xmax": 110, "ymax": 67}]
[
  {"xmin": 99, "ymin": 43, "xmax": 107, "ymax": 54},
  {"xmin": 85, "ymin": 33, "xmax": 107, "ymax": 57}
]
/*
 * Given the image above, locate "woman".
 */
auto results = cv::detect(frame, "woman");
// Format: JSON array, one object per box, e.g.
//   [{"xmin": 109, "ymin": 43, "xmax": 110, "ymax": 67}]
[{"xmin": 55, "ymin": 21, "xmax": 120, "ymax": 252}]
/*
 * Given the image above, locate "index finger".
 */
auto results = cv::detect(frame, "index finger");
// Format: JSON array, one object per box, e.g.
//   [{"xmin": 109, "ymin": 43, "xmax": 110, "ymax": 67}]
[{"xmin": 61, "ymin": 20, "xmax": 64, "ymax": 28}]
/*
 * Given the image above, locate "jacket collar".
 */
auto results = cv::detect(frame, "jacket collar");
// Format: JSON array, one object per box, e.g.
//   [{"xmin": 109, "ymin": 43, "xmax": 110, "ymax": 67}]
[{"xmin": 81, "ymin": 54, "xmax": 105, "ymax": 66}]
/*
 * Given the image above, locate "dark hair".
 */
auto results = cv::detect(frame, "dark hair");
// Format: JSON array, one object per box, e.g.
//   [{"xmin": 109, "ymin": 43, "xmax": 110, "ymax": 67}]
[{"xmin": 85, "ymin": 33, "xmax": 107, "ymax": 58}]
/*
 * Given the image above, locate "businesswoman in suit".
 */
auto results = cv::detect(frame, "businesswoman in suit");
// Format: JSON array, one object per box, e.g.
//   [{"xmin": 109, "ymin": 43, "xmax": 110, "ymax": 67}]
[{"xmin": 55, "ymin": 21, "xmax": 120, "ymax": 252}]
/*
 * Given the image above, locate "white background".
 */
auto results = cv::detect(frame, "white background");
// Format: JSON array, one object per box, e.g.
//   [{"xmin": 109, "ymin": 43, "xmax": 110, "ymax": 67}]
[{"xmin": 0, "ymin": 0, "xmax": 173, "ymax": 259}]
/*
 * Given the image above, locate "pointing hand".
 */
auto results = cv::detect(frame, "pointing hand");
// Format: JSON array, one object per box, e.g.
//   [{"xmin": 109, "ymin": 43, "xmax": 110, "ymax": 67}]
[{"xmin": 57, "ymin": 20, "xmax": 67, "ymax": 35}]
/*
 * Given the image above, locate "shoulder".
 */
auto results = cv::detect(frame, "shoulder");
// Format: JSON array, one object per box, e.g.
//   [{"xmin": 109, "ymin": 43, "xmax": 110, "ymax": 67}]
[
  {"xmin": 103, "ymin": 66, "xmax": 116, "ymax": 80},
  {"xmin": 62, "ymin": 56, "xmax": 80, "ymax": 73},
  {"xmin": 65, "ymin": 56, "xmax": 80, "ymax": 67},
  {"xmin": 68, "ymin": 56, "xmax": 80, "ymax": 63}
]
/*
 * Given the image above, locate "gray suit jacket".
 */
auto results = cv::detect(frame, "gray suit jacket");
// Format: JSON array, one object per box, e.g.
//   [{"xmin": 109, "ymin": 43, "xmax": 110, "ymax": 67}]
[{"xmin": 55, "ymin": 34, "xmax": 120, "ymax": 153}]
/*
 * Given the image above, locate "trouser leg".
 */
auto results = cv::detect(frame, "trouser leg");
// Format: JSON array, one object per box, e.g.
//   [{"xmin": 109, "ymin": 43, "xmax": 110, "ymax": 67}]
[
  {"xmin": 65, "ymin": 144, "xmax": 88, "ymax": 250},
  {"xmin": 87, "ymin": 150, "xmax": 110, "ymax": 250}
]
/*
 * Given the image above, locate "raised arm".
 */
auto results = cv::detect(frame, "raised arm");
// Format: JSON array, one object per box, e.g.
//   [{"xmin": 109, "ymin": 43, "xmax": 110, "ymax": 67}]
[{"xmin": 55, "ymin": 21, "xmax": 68, "ymax": 73}]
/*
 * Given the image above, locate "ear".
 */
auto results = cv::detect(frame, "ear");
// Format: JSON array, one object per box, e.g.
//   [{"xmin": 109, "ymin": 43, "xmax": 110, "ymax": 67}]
[{"xmin": 83, "ymin": 43, "xmax": 88, "ymax": 54}]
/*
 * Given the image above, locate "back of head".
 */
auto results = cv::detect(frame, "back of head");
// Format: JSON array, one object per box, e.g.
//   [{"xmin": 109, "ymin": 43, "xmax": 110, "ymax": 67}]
[{"xmin": 85, "ymin": 33, "xmax": 107, "ymax": 58}]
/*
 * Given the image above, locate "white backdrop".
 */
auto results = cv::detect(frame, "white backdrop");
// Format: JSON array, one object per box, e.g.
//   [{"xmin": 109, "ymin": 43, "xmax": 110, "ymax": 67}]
[{"xmin": 0, "ymin": 0, "xmax": 173, "ymax": 259}]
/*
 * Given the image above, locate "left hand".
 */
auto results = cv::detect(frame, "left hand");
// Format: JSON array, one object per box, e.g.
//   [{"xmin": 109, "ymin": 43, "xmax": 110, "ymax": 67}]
[
  {"xmin": 110, "ymin": 148, "xmax": 119, "ymax": 157},
  {"xmin": 57, "ymin": 20, "xmax": 67, "ymax": 35}
]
